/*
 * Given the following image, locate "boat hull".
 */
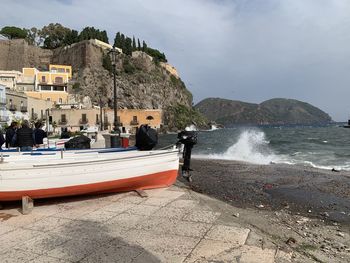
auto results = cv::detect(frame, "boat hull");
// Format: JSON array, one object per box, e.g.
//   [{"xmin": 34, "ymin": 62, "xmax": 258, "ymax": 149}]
[
  {"xmin": 0, "ymin": 169, "xmax": 178, "ymax": 201},
  {"xmin": 0, "ymin": 150, "xmax": 179, "ymax": 201}
]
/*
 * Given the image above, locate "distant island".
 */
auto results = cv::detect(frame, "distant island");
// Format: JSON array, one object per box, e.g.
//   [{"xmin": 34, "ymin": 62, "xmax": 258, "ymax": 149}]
[{"xmin": 195, "ymin": 98, "xmax": 333, "ymax": 126}]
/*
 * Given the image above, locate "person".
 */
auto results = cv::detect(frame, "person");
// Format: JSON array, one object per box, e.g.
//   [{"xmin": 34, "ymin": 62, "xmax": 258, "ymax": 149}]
[
  {"xmin": 34, "ymin": 121, "xmax": 47, "ymax": 147},
  {"xmin": 5, "ymin": 121, "xmax": 17, "ymax": 148},
  {"xmin": 60, "ymin": 127, "xmax": 70, "ymax": 139},
  {"xmin": 16, "ymin": 120, "xmax": 35, "ymax": 151},
  {"xmin": 0, "ymin": 128, "xmax": 5, "ymax": 150}
]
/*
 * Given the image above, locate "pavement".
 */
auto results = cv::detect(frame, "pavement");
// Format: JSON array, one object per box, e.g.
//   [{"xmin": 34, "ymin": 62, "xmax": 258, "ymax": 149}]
[{"xmin": 0, "ymin": 184, "xmax": 295, "ymax": 263}]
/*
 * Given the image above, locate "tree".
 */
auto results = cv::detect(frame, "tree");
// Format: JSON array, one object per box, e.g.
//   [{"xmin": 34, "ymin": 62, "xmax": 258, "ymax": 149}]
[
  {"xmin": 101, "ymin": 30, "xmax": 109, "ymax": 43},
  {"xmin": 25, "ymin": 27, "xmax": 42, "ymax": 45},
  {"xmin": 142, "ymin": 40, "xmax": 147, "ymax": 51},
  {"xmin": 120, "ymin": 34, "xmax": 126, "ymax": 51},
  {"xmin": 114, "ymin": 32, "xmax": 122, "ymax": 48},
  {"xmin": 102, "ymin": 53, "xmax": 112, "ymax": 72},
  {"xmin": 39, "ymin": 23, "xmax": 71, "ymax": 49},
  {"xmin": 0, "ymin": 26, "xmax": 27, "ymax": 39},
  {"xmin": 63, "ymin": 30, "xmax": 79, "ymax": 45},
  {"xmin": 137, "ymin": 38, "xmax": 141, "ymax": 50},
  {"xmin": 132, "ymin": 36, "xmax": 136, "ymax": 51},
  {"xmin": 124, "ymin": 37, "xmax": 132, "ymax": 56}
]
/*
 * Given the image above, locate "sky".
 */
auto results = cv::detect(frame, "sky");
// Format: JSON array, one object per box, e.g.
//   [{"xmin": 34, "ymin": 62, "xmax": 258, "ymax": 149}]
[{"xmin": 1, "ymin": 0, "xmax": 350, "ymax": 121}]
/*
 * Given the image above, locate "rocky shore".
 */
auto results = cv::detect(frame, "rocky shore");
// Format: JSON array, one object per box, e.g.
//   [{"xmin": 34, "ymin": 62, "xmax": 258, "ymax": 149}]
[{"xmin": 180, "ymin": 159, "xmax": 350, "ymax": 262}]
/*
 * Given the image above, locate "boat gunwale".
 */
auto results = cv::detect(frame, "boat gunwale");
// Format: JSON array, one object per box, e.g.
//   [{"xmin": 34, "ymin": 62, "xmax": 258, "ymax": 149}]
[{"xmin": 0, "ymin": 150, "xmax": 179, "ymax": 171}]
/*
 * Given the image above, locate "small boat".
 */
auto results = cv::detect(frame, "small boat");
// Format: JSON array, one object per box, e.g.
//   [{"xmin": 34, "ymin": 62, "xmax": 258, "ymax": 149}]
[
  {"xmin": 0, "ymin": 148, "xmax": 179, "ymax": 201},
  {"xmin": 343, "ymin": 119, "xmax": 350, "ymax": 128}
]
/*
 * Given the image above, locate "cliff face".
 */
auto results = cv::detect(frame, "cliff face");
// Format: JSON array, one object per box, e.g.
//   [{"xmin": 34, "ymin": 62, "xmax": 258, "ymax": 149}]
[
  {"xmin": 195, "ymin": 98, "xmax": 333, "ymax": 126},
  {"xmin": 0, "ymin": 39, "xmax": 193, "ymax": 128}
]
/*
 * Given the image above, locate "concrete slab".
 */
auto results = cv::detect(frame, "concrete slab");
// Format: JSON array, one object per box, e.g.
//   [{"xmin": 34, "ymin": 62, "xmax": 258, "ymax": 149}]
[
  {"xmin": 0, "ymin": 223, "xmax": 16, "ymax": 235},
  {"xmin": 80, "ymin": 239, "xmax": 144, "ymax": 263},
  {"xmin": 151, "ymin": 206, "xmax": 190, "ymax": 220},
  {"xmin": 205, "ymin": 224, "xmax": 250, "ymax": 245},
  {"xmin": 168, "ymin": 199, "xmax": 199, "ymax": 209},
  {"xmin": 240, "ymin": 245, "xmax": 276, "ymax": 263},
  {"xmin": 142, "ymin": 197, "xmax": 174, "ymax": 207},
  {"xmin": 80, "ymin": 209, "xmax": 120, "ymax": 223},
  {"xmin": 119, "ymin": 229, "xmax": 200, "ymax": 263},
  {"xmin": 1, "ymin": 248, "xmax": 41, "ymax": 263},
  {"xmin": 28, "ymin": 255, "xmax": 71, "ymax": 263},
  {"xmin": 126, "ymin": 204, "xmax": 161, "ymax": 216},
  {"xmin": 46, "ymin": 238, "xmax": 106, "ymax": 262},
  {"xmin": 24, "ymin": 216, "xmax": 72, "ymax": 232},
  {"xmin": 0, "ymin": 228, "xmax": 42, "ymax": 253},
  {"xmin": 102, "ymin": 202, "xmax": 137, "ymax": 214},
  {"xmin": 14, "ymin": 232, "xmax": 70, "ymax": 255},
  {"xmin": 183, "ymin": 210, "xmax": 221, "ymax": 224},
  {"xmin": 184, "ymin": 239, "xmax": 241, "ymax": 263},
  {"xmin": 135, "ymin": 216, "xmax": 212, "ymax": 238}
]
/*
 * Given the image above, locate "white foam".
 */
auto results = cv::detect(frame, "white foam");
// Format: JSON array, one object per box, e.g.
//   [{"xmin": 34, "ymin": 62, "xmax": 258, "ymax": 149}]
[{"xmin": 201, "ymin": 129, "xmax": 282, "ymax": 165}]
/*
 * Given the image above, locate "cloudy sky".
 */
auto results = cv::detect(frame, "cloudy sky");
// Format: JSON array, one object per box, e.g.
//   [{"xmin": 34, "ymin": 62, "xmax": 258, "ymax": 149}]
[{"xmin": 1, "ymin": 0, "xmax": 350, "ymax": 120}]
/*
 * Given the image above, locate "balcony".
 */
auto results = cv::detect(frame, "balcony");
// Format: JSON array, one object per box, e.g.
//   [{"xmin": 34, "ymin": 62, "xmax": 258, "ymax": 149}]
[
  {"xmin": 79, "ymin": 118, "xmax": 89, "ymax": 124},
  {"xmin": 9, "ymin": 105, "xmax": 17, "ymax": 111},
  {"xmin": 58, "ymin": 119, "xmax": 67, "ymax": 125},
  {"xmin": 20, "ymin": 106, "xmax": 28, "ymax": 112},
  {"xmin": 130, "ymin": 120, "xmax": 139, "ymax": 126}
]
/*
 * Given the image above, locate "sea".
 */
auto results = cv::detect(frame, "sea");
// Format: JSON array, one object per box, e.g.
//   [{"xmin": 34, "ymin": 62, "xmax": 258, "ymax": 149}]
[{"xmin": 158, "ymin": 123, "xmax": 350, "ymax": 171}]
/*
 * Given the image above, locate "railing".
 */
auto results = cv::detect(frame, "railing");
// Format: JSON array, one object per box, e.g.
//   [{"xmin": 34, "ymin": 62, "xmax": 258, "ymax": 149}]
[
  {"xmin": 79, "ymin": 118, "xmax": 88, "ymax": 124},
  {"xmin": 58, "ymin": 119, "xmax": 67, "ymax": 125},
  {"xmin": 130, "ymin": 120, "xmax": 139, "ymax": 125},
  {"xmin": 9, "ymin": 105, "xmax": 17, "ymax": 111},
  {"xmin": 20, "ymin": 106, "xmax": 28, "ymax": 112}
]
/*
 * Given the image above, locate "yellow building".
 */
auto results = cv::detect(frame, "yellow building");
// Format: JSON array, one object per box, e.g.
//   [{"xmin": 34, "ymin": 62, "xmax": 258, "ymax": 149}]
[
  {"xmin": 49, "ymin": 64, "xmax": 72, "ymax": 79},
  {"xmin": 22, "ymin": 64, "xmax": 71, "ymax": 104},
  {"xmin": 50, "ymin": 108, "xmax": 162, "ymax": 133}
]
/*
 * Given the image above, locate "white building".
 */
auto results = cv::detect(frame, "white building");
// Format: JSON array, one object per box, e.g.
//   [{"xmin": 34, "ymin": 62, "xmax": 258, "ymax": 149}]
[{"xmin": 0, "ymin": 84, "xmax": 9, "ymax": 127}]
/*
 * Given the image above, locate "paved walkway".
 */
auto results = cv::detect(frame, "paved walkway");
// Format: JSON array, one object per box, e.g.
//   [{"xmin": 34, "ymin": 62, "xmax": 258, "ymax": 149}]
[{"xmin": 0, "ymin": 185, "xmax": 294, "ymax": 262}]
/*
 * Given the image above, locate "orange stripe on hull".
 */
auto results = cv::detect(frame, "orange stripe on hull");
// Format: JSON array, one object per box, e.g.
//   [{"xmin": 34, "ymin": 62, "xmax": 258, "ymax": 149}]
[{"xmin": 0, "ymin": 169, "xmax": 179, "ymax": 201}]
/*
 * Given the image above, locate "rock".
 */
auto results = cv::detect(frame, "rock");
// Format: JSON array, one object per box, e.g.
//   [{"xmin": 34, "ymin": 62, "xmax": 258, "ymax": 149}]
[
  {"xmin": 337, "ymin": 232, "xmax": 345, "ymax": 237},
  {"xmin": 232, "ymin": 213, "xmax": 240, "ymax": 218},
  {"xmin": 256, "ymin": 204, "xmax": 264, "ymax": 208}
]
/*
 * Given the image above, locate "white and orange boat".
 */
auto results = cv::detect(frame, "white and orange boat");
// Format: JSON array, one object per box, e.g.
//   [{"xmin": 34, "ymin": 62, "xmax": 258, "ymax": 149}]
[{"xmin": 0, "ymin": 148, "xmax": 180, "ymax": 201}]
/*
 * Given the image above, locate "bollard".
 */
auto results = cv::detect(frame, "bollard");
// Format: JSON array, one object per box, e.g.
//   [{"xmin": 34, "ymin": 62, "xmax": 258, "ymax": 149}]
[
  {"xmin": 22, "ymin": 196, "xmax": 34, "ymax": 215},
  {"xmin": 0, "ymin": 152, "xmax": 3, "ymax": 163},
  {"xmin": 61, "ymin": 149, "xmax": 63, "ymax": 159}
]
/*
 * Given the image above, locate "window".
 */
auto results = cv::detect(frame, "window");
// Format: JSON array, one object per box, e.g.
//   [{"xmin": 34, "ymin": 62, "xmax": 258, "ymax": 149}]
[
  {"xmin": 9, "ymin": 99, "xmax": 12, "ymax": 105},
  {"xmin": 133, "ymin": 116, "xmax": 137, "ymax": 122},
  {"xmin": 66, "ymin": 69, "xmax": 70, "ymax": 73},
  {"xmin": 61, "ymin": 114, "xmax": 66, "ymax": 122},
  {"xmin": 82, "ymin": 114, "xmax": 87, "ymax": 122},
  {"xmin": 55, "ymin": 77, "xmax": 63, "ymax": 84},
  {"xmin": 47, "ymin": 98, "xmax": 51, "ymax": 101},
  {"xmin": 146, "ymin": 115, "xmax": 154, "ymax": 120},
  {"xmin": 41, "ymin": 76, "xmax": 46, "ymax": 82},
  {"xmin": 20, "ymin": 101, "xmax": 23, "ymax": 107},
  {"xmin": 58, "ymin": 98, "xmax": 63, "ymax": 104}
]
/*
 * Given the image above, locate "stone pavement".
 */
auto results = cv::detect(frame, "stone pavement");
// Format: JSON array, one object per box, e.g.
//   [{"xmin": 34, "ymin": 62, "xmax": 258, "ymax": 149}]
[{"xmin": 0, "ymin": 185, "xmax": 294, "ymax": 263}]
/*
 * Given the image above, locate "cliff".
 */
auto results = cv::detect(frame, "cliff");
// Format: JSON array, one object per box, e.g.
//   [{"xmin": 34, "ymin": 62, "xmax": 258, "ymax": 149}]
[
  {"xmin": 195, "ymin": 98, "xmax": 333, "ymax": 126},
  {"xmin": 0, "ymin": 39, "xmax": 196, "ymax": 129}
]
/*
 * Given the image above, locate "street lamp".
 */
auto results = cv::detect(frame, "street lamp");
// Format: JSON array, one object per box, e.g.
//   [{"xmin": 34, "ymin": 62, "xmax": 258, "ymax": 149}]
[{"xmin": 108, "ymin": 46, "xmax": 120, "ymax": 134}]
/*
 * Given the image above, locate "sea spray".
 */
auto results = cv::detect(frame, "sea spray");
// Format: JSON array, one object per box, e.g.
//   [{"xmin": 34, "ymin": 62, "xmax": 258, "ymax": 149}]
[{"xmin": 206, "ymin": 129, "xmax": 282, "ymax": 164}]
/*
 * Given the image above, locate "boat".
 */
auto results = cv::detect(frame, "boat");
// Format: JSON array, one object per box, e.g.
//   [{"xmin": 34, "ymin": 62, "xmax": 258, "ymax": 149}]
[
  {"xmin": 0, "ymin": 147, "xmax": 180, "ymax": 201},
  {"xmin": 343, "ymin": 119, "xmax": 350, "ymax": 128}
]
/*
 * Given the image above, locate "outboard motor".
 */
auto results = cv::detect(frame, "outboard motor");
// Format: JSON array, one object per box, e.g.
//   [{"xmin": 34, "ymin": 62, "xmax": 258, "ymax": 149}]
[
  {"xmin": 177, "ymin": 130, "xmax": 197, "ymax": 182},
  {"xmin": 135, "ymin": 124, "xmax": 158, "ymax": 150}
]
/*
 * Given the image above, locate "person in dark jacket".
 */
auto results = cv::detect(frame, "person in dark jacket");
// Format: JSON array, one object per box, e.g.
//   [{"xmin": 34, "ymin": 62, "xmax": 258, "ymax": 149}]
[
  {"xmin": 34, "ymin": 121, "xmax": 47, "ymax": 147},
  {"xmin": 16, "ymin": 120, "xmax": 35, "ymax": 151},
  {"xmin": 5, "ymin": 121, "xmax": 17, "ymax": 148},
  {"xmin": 0, "ymin": 128, "xmax": 5, "ymax": 149}
]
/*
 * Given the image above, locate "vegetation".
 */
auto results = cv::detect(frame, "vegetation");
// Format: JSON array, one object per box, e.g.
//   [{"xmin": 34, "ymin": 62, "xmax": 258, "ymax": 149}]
[
  {"xmin": 0, "ymin": 26, "xmax": 27, "ymax": 39},
  {"xmin": 167, "ymin": 104, "xmax": 208, "ymax": 130},
  {"xmin": 102, "ymin": 53, "xmax": 113, "ymax": 72}
]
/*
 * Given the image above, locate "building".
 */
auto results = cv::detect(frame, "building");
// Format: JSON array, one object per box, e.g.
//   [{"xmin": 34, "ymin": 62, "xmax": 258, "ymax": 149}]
[
  {"xmin": 6, "ymin": 88, "xmax": 29, "ymax": 122},
  {"xmin": 0, "ymin": 70, "xmax": 22, "ymax": 90},
  {"xmin": 0, "ymin": 84, "xmax": 8, "ymax": 126},
  {"xmin": 50, "ymin": 108, "xmax": 162, "ymax": 133},
  {"xmin": 27, "ymin": 96, "xmax": 53, "ymax": 121},
  {"xmin": 23, "ymin": 64, "xmax": 71, "ymax": 104}
]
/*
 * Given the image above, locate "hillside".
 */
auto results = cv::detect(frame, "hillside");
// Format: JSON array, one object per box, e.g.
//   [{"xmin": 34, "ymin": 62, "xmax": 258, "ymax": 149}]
[
  {"xmin": 195, "ymin": 98, "xmax": 333, "ymax": 125},
  {"xmin": 0, "ymin": 39, "xmax": 204, "ymax": 130}
]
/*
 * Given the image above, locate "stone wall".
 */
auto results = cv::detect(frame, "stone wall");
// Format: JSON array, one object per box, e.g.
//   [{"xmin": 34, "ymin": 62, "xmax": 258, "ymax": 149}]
[{"xmin": 0, "ymin": 39, "xmax": 52, "ymax": 71}]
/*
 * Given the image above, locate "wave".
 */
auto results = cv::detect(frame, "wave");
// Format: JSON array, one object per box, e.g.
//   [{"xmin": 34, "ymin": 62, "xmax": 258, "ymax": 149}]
[{"xmin": 197, "ymin": 129, "xmax": 283, "ymax": 165}]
